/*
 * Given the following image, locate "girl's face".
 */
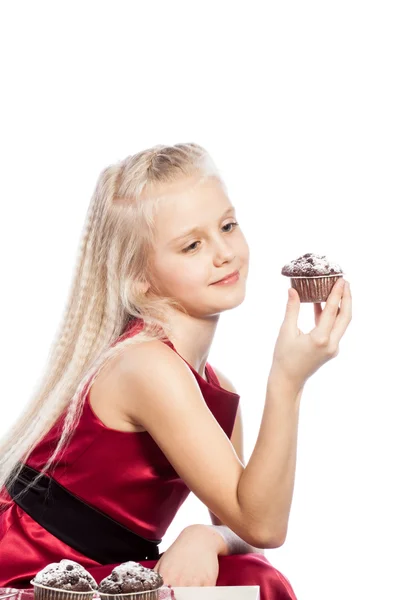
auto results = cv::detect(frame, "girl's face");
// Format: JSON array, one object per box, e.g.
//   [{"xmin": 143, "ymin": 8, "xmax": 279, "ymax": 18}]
[{"xmin": 149, "ymin": 176, "xmax": 250, "ymax": 318}]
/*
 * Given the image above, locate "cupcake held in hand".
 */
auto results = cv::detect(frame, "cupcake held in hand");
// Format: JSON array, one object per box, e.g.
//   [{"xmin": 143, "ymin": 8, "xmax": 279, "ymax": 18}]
[
  {"xmin": 31, "ymin": 559, "xmax": 97, "ymax": 600},
  {"xmin": 98, "ymin": 561, "xmax": 164, "ymax": 600},
  {"xmin": 281, "ymin": 253, "xmax": 344, "ymax": 303}
]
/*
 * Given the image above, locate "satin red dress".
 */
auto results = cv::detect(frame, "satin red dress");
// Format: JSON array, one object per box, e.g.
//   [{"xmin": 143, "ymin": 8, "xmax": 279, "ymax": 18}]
[{"xmin": 0, "ymin": 319, "xmax": 297, "ymax": 600}]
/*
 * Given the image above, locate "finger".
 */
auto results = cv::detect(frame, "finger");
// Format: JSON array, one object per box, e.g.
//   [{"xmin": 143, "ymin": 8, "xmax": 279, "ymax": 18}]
[
  {"xmin": 330, "ymin": 281, "xmax": 352, "ymax": 345},
  {"xmin": 283, "ymin": 287, "xmax": 300, "ymax": 329},
  {"xmin": 311, "ymin": 278, "xmax": 345, "ymax": 340},
  {"xmin": 313, "ymin": 302, "xmax": 322, "ymax": 326}
]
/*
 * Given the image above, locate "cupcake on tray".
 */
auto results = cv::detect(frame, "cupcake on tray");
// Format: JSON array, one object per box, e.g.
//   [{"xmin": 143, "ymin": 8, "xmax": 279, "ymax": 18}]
[
  {"xmin": 31, "ymin": 559, "xmax": 97, "ymax": 600},
  {"xmin": 281, "ymin": 253, "xmax": 344, "ymax": 303},
  {"xmin": 98, "ymin": 561, "xmax": 164, "ymax": 600}
]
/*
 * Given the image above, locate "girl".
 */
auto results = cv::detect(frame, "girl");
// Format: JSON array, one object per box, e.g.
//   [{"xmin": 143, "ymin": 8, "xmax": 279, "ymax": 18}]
[{"xmin": 0, "ymin": 143, "xmax": 351, "ymax": 599}]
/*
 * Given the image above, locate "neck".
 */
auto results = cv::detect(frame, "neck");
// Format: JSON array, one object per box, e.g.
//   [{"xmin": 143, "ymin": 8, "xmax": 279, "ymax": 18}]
[{"xmin": 165, "ymin": 310, "xmax": 220, "ymax": 378}]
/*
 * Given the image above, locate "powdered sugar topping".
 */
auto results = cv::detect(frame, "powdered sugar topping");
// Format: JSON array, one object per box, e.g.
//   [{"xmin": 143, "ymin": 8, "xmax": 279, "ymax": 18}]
[
  {"xmin": 281, "ymin": 253, "xmax": 343, "ymax": 277},
  {"xmin": 98, "ymin": 561, "xmax": 163, "ymax": 594},
  {"xmin": 111, "ymin": 562, "xmax": 157, "ymax": 582},
  {"xmin": 33, "ymin": 559, "xmax": 98, "ymax": 591}
]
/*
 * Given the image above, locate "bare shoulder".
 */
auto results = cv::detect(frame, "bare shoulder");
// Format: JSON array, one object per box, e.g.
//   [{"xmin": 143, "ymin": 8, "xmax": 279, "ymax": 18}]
[
  {"xmin": 116, "ymin": 339, "xmax": 201, "ymax": 414},
  {"xmin": 89, "ymin": 339, "xmax": 182, "ymax": 432},
  {"xmin": 117, "ymin": 338, "xmax": 189, "ymax": 380}
]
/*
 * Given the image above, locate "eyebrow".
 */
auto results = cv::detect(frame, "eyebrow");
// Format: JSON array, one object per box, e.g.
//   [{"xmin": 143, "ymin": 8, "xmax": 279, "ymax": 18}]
[{"xmin": 169, "ymin": 206, "xmax": 236, "ymax": 245}]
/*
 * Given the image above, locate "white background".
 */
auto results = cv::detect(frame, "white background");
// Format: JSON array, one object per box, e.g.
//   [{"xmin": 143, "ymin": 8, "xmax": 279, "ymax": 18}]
[{"xmin": 1, "ymin": 2, "xmax": 399, "ymax": 599}]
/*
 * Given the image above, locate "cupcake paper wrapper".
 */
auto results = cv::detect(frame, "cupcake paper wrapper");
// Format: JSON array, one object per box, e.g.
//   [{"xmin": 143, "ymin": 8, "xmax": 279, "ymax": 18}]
[
  {"xmin": 289, "ymin": 274, "xmax": 343, "ymax": 303},
  {"xmin": 97, "ymin": 589, "xmax": 162, "ymax": 600},
  {"xmin": 31, "ymin": 584, "xmax": 95, "ymax": 600}
]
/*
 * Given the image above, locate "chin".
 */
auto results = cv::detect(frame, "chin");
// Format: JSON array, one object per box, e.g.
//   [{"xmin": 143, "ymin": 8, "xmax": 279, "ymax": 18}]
[{"xmin": 216, "ymin": 291, "xmax": 247, "ymax": 312}]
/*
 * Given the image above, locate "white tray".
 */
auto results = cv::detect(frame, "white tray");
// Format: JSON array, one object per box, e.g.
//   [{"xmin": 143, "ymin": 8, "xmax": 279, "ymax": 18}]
[{"xmin": 172, "ymin": 587, "xmax": 260, "ymax": 600}]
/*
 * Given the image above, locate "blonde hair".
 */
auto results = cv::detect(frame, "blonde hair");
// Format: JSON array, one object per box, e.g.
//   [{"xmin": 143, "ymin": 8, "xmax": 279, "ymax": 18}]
[{"xmin": 0, "ymin": 142, "xmax": 223, "ymax": 500}]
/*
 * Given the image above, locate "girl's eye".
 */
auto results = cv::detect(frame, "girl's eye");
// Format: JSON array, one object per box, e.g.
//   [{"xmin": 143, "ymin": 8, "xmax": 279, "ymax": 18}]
[
  {"xmin": 182, "ymin": 221, "xmax": 239, "ymax": 253},
  {"xmin": 222, "ymin": 221, "xmax": 238, "ymax": 233},
  {"xmin": 182, "ymin": 241, "xmax": 201, "ymax": 253}
]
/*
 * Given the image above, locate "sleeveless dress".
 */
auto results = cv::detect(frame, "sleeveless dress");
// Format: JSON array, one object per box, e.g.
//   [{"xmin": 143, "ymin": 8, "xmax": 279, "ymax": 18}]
[{"xmin": 0, "ymin": 319, "xmax": 297, "ymax": 600}]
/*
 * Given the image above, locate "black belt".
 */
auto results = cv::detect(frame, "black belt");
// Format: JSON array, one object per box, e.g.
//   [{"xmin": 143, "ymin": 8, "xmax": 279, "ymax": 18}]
[{"xmin": 5, "ymin": 463, "xmax": 161, "ymax": 563}]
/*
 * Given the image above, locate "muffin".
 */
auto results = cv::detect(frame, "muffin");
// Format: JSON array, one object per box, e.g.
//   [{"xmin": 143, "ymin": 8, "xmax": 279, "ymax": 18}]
[
  {"xmin": 98, "ymin": 562, "xmax": 164, "ymax": 600},
  {"xmin": 281, "ymin": 253, "xmax": 344, "ymax": 302},
  {"xmin": 30, "ymin": 559, "xmax": 97, "ymax": 600}
]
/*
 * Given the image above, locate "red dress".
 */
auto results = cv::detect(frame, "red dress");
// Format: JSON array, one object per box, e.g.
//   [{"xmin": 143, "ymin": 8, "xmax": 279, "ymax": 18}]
[{"xmin": 0, "ymin": 319, "xmax": 297, "ymax": 600}]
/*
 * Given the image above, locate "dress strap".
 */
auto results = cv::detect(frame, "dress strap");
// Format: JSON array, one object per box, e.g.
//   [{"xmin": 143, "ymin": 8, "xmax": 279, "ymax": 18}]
[{"xmin": 205, "ymin": 363, "xmax": 220, "ymax": 386}]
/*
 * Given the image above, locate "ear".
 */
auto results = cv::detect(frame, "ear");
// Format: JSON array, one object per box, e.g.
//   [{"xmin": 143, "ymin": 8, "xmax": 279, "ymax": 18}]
[{"xmin": 136, "ymin": 281, "xmax": 150, "ymax": 295}]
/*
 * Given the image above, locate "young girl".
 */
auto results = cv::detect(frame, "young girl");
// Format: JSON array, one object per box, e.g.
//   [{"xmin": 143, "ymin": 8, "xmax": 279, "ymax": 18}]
[{"xmin": 0, "ymin": 143, "xmax": 351, "ymax": 599}]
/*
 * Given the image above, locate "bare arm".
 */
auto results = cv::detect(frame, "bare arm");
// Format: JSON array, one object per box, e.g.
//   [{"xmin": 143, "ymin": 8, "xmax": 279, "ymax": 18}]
[
  {"xmin": 206, "ymin": 374, "xmax": 265, "ymax": 555},
  {"xmin": 118, "ymin": 279, "xmax": 350, "ymax": 549},
  {"xmin": 237, "ymin": 373, "xmax": 302, "ymax": 544},
  {"xmin": 208, "ymin": 367, "xmax": 301, "ymax": 548},
  {"xmin": 117, "ymin": 341, "xmax": 302, "ymax": 548}
]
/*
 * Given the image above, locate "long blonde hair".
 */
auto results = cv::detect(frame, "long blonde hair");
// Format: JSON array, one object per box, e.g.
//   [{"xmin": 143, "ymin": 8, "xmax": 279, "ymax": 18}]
[{"xmin": 0, "ymin": 142, "xmax": 223, "ymax": 498}]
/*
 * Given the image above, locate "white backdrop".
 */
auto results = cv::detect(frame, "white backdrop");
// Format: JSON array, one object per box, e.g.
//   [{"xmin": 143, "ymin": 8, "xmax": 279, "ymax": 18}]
[{"xmin": 1, "ymin": 2, "xmax": 399, "ymax": 599}]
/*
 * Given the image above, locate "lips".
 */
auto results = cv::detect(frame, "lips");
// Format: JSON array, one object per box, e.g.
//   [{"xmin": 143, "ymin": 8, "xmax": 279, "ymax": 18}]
[{"xmin": 212, "ymin": 270, "xmax": 239, "ymax": 284}]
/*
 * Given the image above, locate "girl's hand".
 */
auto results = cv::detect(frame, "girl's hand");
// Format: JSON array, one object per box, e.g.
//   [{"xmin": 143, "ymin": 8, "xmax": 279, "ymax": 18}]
[
  {"xmin": 153, "ymin": 525, "xmax": 221, "ymax": 587},
  {"xmin": 270, "ymin": 278, "xmax": 352, "ymax": 390}
]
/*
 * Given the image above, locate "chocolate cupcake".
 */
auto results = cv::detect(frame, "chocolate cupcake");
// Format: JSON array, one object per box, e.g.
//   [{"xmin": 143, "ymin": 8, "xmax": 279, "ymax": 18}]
[
  {"xmin": 281, "ymin": 253, "xmax": 344, "ymax": 302},
  {"xmin": 30, "ymin": 559, "xmax": 97, "ymax": 600},
  {"xmin": 98, "ymin": 562, "xmax": 163, "ymax": 600}
]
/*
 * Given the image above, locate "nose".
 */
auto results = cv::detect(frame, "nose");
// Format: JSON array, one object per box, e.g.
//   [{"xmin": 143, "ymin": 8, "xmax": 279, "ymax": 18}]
[{"xmin": 212, "ymin": 236, "xmax": 236, "ymax": 265}]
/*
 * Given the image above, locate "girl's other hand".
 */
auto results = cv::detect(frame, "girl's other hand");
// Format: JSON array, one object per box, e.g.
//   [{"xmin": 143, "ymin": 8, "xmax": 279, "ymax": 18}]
[
  {"xmin": 270, "ymin": 278, "xmax": 352, "ymax": 391},
  {"xmin": 153, "ymin": 525, "xmax": 221, "ymax": 587}
]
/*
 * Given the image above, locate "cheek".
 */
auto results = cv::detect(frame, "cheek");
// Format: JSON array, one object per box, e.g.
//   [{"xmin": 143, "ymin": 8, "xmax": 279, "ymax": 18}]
[
  {"xmin": 157, "ymin": 259, "xmax": 206, "ymax": 294},
  {"xmin": 177, "ymin": 263, "xmax": 208, "ymax": 291},
  {"xmin": 235, "ymin": 234, "xmax": 249, "ymax": 263}
]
